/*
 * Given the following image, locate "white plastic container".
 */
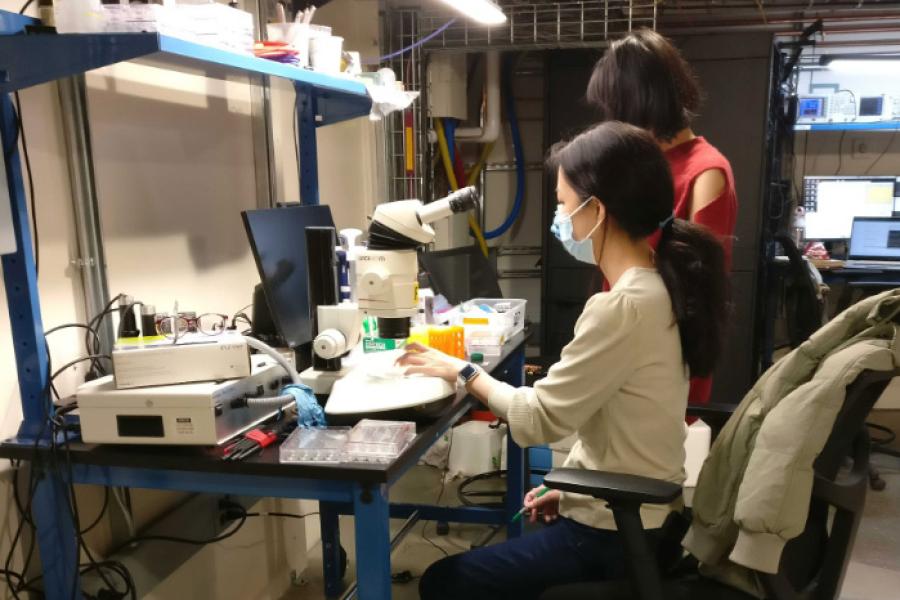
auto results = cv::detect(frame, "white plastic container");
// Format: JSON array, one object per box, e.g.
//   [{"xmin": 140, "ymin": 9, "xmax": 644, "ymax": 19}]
[
  {"xmin": 448, "ymin": 420, "xmax": 505, "ymax": 476},
  {"xmin": 54, "ymin": 0, "xmax": 107, "ymax": 33},
  {"xmin": 455, "ymin": 298, "xmax": 526, "ymax": 338},
  {"xmin": 310, "ymin": 35, "xmax": 343, "ymax": 74},
  {"xmin": 683, "ymin": 419, "xmax": 711, "ymax": 488}
]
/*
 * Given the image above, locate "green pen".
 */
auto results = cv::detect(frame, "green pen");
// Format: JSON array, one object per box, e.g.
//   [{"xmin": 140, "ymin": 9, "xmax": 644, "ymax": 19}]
[{"xmin": 511, "ymin": 486, "xmax": 550, "ymax": 522}]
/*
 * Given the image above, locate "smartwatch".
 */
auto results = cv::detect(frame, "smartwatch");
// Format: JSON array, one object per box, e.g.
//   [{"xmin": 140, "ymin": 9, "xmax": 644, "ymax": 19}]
[{"xmin": 458, "ymin": 363, "xmax": 481, "ymax": 386}]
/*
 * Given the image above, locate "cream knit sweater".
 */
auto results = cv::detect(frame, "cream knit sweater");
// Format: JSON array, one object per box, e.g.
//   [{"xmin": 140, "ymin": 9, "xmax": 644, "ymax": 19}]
[{"xmin": 488, "ymin": 267, "xmax": 689, "ymax": 530}]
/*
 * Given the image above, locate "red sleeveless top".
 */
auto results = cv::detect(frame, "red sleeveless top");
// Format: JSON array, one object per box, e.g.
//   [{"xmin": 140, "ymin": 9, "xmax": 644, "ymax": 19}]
[{"xmin": 661, "ymin": 136, "xmax": 738, "ymax": 405}]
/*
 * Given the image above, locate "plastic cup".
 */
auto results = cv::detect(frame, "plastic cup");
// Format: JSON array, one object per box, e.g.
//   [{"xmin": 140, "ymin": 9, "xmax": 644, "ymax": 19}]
[{"xmin": 310, "ymin": 35, "xmax": 344, "ymax": 74}]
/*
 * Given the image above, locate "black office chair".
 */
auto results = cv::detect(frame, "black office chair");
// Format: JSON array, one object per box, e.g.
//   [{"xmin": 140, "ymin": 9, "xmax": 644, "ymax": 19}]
[
  {"xmin": 538, "ymin": 367, "xmax": 898, "ymax": 600},
  {"xmin": 775, "ymin": 234, "xmax": 826, "ymax": 349}
]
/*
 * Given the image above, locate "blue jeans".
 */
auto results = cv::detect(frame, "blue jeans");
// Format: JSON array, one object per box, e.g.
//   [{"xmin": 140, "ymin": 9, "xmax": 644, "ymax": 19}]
[{"xmin": 419, "ymin": 517, "xmax": 660, "ymax": 600}]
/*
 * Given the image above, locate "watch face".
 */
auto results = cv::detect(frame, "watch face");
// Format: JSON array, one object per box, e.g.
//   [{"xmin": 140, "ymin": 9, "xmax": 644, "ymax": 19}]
[{"xmin": 459, "ymin": 364, "xmax": 476, "ymax": 381}]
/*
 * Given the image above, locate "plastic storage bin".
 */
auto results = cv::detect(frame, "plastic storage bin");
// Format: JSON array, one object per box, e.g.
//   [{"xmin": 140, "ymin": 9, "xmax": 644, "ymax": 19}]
[{"xmin": 455, "ymin": 299, "xmax": 526, "ymax": 337}]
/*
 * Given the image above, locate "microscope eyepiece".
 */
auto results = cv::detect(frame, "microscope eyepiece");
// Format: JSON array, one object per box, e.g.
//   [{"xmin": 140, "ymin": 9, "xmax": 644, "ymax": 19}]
[{"xmin": 446, "ymin": 186, "xmax": 480, "ymax": 214}]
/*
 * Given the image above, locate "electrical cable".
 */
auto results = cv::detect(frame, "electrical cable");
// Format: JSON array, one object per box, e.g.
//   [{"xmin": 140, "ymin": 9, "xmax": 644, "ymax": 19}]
[
  {"xmin": 12, "ymin": 92, "xmax": 39, "ymax": 276},
  {"xmin": 80, "ymin": 487, "xmax": 111, "ymax": 536},
  {"xmin": 117, "ymin": 502, "xmax": 248, "ymax": 548},
  {"xmin": 244, "ymin": 511, "xmax": 320, "ymax": 520},
  {"xmin": 112, "ymin": 487, "xmax": 136, "ymax": 539},
  {"xmin": 867, "ymin": 422, "xmax": 896, "ymax": 447},
  {"xmin": 58, "ymin": 423, "xmax": 124, "ymax": 597},
  {"xmin": 833, "ymin": 130, "xmax": 847, "ymax": 176},
  {"xmin": 457, "ymin": 470, "xmax": 506, "ymax": 509},
  {"xmin": 863, "ymin": 126, "xmax": 899, "ymax": 176},
  {"xmin": 364, "ymin": 19, "xmax": 456, "ymax": 65},
  {"xmin": 420, "ymin": 432, "xmax": 452, "ymax": 557},
  {"xmin": 47, "ymin": 324, "xmax": 104, "ymax": 379},
  {"xmin": 18, "ymin": 0, "xmax": 34, "ymax": 14},
  {"xmin": 434, "ymin": 118, "xmax": 489, "ymax": 257},
  {"xmin": 482, "ymin": 55, "xmax": 524, "ymax": 240},
  {"xmin": 85, "ymin": 294, "xmax": 124, "ymax": 376}
]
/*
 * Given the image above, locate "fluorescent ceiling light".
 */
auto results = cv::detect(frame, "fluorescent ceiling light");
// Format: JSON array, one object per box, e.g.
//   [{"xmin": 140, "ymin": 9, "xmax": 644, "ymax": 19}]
[
  {"xmin": 823, "ymin": 56, "xmax": 900, "ymax": 76},
  {"xmin": 440, "ymin": 0, "xmax": 507, "ymax": 25}
]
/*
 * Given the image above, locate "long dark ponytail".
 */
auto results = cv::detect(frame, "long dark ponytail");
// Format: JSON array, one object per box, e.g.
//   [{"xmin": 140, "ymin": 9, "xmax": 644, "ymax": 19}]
[{"xmin": 549, "ymin": 121, "xmax": 729, "ymax": 377}]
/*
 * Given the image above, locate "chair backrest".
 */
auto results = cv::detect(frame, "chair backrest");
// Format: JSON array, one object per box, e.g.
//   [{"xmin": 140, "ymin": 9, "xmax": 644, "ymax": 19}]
[
  {"xmin": 758, "ymin": 368, "xmax": 897, "ymax": 600},
  {"xmin": 775, "ymin": 234, "xmax": 825, "ymax": 348}
]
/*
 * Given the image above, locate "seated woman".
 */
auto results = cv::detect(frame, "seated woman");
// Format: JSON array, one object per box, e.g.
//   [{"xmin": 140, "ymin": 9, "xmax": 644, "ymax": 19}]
[{"xmin": 397, "ymin": 121, "xmax": 730, "ymax": 600}]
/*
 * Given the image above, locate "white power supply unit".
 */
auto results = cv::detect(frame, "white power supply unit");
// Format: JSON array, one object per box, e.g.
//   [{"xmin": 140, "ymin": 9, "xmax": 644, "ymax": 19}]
[
  {"xmin": 78, "ymin": 355, "xmax": 292, "ymax": 445},
  {"xmin": 111, "ymin": 331, "xmax": 250, "ymax": 389}
]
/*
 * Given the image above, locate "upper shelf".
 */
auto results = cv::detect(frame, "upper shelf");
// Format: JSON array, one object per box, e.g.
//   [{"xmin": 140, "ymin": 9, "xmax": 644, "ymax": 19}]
[
  {"xmin": 0, "ymin": 31, "xmax": 373, "ymax": 126},
  {"xmin": 795, "ymin": 121, "xmax": 900, "ymax": 132}
]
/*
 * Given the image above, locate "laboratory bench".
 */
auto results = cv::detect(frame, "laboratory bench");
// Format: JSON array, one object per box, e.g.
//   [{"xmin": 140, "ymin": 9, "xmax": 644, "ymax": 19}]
[{"xmin": 0, "ymin": 333, "xmax": 528, "ymax": 600}]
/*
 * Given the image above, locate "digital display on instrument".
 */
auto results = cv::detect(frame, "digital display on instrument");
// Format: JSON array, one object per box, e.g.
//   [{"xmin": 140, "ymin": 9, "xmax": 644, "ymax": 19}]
[
  {"xmin": 798, "ymin": 97, "xmax": 826, "ymax": 118},
  {"xmin": 859, "ymin": 96, "xmax": 884, "ymax": 117}
]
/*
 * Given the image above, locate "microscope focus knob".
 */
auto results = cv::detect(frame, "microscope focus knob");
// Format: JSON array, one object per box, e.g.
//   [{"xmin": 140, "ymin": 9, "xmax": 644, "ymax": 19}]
[
  {"xmin": 314, "ymin": 329, "xmax": 347, "ymax": 360},
  {"xmin": 360, "ymin": 270, "xmax": 388, "ymax": 293}
]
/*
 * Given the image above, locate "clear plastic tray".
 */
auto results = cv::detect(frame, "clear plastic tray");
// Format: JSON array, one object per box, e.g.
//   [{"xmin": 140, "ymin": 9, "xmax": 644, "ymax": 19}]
[
  {"xmin": 343, "ymin": 419, "xmax": 416, "ymax": 464},
  {"xmin": 279, "ymin": 427, "xmax": 350, "ymax": 464}
]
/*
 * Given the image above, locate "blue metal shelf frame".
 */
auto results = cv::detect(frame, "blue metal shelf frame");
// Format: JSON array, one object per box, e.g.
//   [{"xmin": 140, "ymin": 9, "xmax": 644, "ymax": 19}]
[{"xmin": 795, "ymin": 121, "xmax": 900, "ymax": 131}]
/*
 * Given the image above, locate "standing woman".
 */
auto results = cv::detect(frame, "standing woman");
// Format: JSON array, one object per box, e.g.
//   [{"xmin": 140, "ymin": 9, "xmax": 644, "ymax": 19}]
[
  {"xmin": 587, "ymin": 29, "xmax": 738, "ymax": 405},
  {"xmin": 401, "ymin": 122, "xmax": 730, "ymax": 600}
]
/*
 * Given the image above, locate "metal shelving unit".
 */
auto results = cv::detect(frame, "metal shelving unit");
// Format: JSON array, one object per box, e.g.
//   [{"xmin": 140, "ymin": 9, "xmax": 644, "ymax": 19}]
[
  {"xmin": 1, "ymin": 20, "xmax": 372, "ymax": 439},
  {"xmin": 0, "ymin": 12, "xmax": 374, "ymax": 597},
  {"xmin": 420, "ymin": 0, "xmax": 656, "ymax": 51},
  {"xmin": 795, "ymin": 121, "xmax": 900, "ymax": 131}
]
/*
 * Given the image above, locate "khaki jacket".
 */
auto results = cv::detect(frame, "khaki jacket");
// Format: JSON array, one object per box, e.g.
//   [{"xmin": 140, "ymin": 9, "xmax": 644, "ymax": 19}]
[{"xmin": 683, "ymin": 289, "xmax": 900, "ymax": 597}]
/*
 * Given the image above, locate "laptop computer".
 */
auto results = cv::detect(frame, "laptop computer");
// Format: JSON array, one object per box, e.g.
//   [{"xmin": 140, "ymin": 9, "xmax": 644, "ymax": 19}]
[{"xmin": 843, "ymin": 217, "xmax": 900, "ymax": 270}]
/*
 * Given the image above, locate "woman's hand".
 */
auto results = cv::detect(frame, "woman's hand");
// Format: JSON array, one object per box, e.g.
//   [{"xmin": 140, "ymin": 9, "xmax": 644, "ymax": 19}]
[
  {"xmin": 395, "ymin": 342, "xmax": 468, "ymax": 384},
  {"xmin": 523, "ymin": 486, "xmax": 561, "ymax": 524}
]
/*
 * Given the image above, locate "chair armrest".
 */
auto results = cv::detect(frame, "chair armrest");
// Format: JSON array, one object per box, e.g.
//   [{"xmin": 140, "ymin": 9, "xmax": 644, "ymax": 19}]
[
  {"xmin": 686, "ymin": 402, "xmax": 736, "ymax": 421},
  {"xmin": 543, "ymin": 468, "xmax": 682, "ymax": 505},
  {"xmin": 687, "ymin": 402, "xmax": 736, "ymax": 438}
]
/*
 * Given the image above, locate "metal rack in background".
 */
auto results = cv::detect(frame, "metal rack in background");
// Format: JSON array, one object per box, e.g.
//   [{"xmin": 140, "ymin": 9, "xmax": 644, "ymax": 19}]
[
  {"xmin": 420, "ymin": 1, "xmax": 657, "ymax": 51},
  {"xmin": 382, "ymin": 8, "xmax": 429, "ymax": 202}
]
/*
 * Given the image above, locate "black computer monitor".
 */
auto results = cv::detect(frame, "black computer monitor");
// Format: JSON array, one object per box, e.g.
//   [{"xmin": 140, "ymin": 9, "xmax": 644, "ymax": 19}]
[
  {"xmin": 419, "ymin": 246, "xmax": 503, "ymax": 305},
  {"xmin": 241, "ymin": 204, "xmax": 334, "ymax": 349},
  {"xmin": 802, "ymin": 176, "xmax": 900, "ymax": 240}
]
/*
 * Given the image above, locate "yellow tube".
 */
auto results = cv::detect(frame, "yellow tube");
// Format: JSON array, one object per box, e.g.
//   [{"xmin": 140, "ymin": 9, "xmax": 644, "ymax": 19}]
[
  {"xmin": 435, "ymin": 119, "xmax": 490, "ymax": 258},
  {"xmin": 466, "ymin": 142, "xmax": 494, "ymax": 187}
]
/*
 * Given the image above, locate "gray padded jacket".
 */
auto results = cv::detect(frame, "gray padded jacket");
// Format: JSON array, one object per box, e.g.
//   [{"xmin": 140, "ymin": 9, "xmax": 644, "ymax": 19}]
[{"xmin": 683, "ymin": 289, "xmax": 900, "ymax": 597}]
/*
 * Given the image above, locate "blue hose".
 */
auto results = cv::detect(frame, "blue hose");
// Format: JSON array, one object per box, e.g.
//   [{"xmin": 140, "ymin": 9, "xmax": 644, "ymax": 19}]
[
  {"xmin": 445, "ymin": 118, "xmax": 458, "ymax": 166},
  {"xmin": 483, "ymin": 55, "xmax": 524, "ymax": 240}
]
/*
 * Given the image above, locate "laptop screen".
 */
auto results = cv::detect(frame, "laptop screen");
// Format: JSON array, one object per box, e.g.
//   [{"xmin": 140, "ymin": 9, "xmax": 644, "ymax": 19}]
[{"xmin": 848, "ymin": 217, "xmax": 900, "ymax": 261}]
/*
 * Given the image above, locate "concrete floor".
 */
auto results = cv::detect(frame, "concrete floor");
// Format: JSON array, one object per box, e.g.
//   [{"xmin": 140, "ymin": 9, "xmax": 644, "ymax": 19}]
[{"xmin": 283, "ymin": 452, "xmax": 900, "ymax": 600}]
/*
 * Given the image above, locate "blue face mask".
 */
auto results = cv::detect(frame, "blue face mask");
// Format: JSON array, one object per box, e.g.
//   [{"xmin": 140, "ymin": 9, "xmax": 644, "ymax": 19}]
[{"xmin": 550, "ymin": 198, "xmax": 602, "ymax": 265}]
